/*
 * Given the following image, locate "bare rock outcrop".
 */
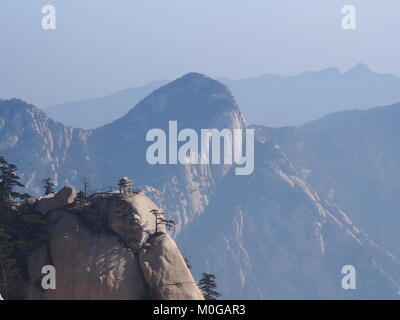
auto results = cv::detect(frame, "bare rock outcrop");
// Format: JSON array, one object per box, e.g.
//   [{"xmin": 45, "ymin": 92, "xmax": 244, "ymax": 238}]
[
  {"xmin": 139, "ymin": 233, "xmax": 204, "ymax": 300},
  {"xmin": 28, "ymin": 209, "xmax": 146, "ymax": 300},
  {"xmin": 26, "ymin": 186, "xmax": 202, "ymax": 300},
  {"xmin": 36, "ymin": 185, "xmax": 76, "ymax": 213},
  {"xmin": 90, "ymin": 192, "xmax": 165, "ymax": 251}
]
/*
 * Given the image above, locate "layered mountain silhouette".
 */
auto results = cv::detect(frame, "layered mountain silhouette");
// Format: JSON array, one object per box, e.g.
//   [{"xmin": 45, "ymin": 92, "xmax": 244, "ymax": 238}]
[
  {"xmin": 1, "ymin": 73, "xmax": 400, "ymax": 299},
  {"xmin": 0, "ymin": 98, "xmax": 94, "ymax": 196},
  {"xmin": 255, "ymin": 104, "xmax": 400, "ymax": 256},
  {"xmin": 221, "ymin": 63, "xmax": 400, "ymax": 126},
  {"xmin": 45, "ymin": 64, "xmax": 400, "ymax": 129},
  {"xmin": 45, "ymin": 80, "xmax": 168, "ymax": 129},
  {"xmin": 178, "ymin": 137, "xmax": 400, "ymax": 299},
  {"xmin": 88, "ymin": 73, "xmax": 246, "ymax": 233}
]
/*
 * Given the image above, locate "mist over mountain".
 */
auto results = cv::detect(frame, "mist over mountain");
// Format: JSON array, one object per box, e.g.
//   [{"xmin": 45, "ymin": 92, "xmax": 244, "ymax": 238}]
[
  {"xmin": 220, "ymin": 63, "xmax": 400, "ymax": 126},
  {"xmin": 2, "ymin": 73, "xmax": 400, "ymax": 299},
  {"xmin": 0, "ymin": 98, "xmax": 95, "ymax": 196},
  {"xmin": 178, "ymin": 136, "xmax": 400, "ymax": 299},
  {"xmin": 255, "ymin": 103, "xmax": 400, "ymax": 256},
  {"xmin": 45, "ymin": 80, "xmax": 168, "ymax": 129},
  {"xmin": 88, "ymin": 72, "xmax": 246, "ymax": 233},
  {"xmin": 44, "ymin": 64, "xmax": 400, "ymax": 130}
]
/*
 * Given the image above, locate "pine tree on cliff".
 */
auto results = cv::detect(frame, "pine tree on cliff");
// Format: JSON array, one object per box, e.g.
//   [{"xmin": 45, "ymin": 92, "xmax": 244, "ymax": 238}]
[
  {"xmin": 198, "ymin": 273, "xmax": 221, "ymax": 300},
  {"xmin": 41, "ymin": 178, "xmax": 55, "ymax": 195},
  {"xmin": 75, "ymin": 191, "xmax": 86, "ymax": 204},
  {"xmin": 150, "ymin": 209, "xmax": 175, "ymax": 233},
  {"xmin": 82, "ymin": 177, "xmax": 91, "ymax": 198},
  {"xmin": 0, "ymin": 156, "xmax": 25, "ymax": 201},
  {"xmin": 0, "ymin": 228, "xmax": 17, "ymax": 298},
  {"xmin": 183, "ymin": 254, "xmax": 192, "ymax": 270},
  {"xmin": 150, "ymin": 209, "xmax": 163, "ymax": 233},
  {"xmin": 0, "ymin": 156, "xmax": 48, "ymax": 299}
]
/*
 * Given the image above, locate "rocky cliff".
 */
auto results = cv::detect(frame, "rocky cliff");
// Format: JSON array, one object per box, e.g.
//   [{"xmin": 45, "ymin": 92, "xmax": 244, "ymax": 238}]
[
  {"xmin": 0, "ymin": 98, "xmax": 97, "ymax": 196},
  {"xmin": 88, "ymin": 72, "xmax": 247, "ymax": 234},
  {"xmin": 178, "ymin": 139, "xmax": 400, "ymax": 299},
  {"xmin": 25, "ymin": 186, "xmax": 203, "ymax": 300},
  {"xmin": 3, "ymin": 74, "xmax": 400, "ymax": 299},
  {"xmin": 253, "ymin": 103, "xmax": 400, "ymax": 256}
]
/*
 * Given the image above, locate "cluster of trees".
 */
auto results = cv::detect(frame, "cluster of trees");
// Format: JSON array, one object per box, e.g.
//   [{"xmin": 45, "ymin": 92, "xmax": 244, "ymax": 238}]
[
  {"xmin": 70, "ymin": 179, "xmax": 112, "ymax": 234},
  {"xmin": 150, "ymin": 209, "xmax": 176, "ymax": 233},
  {"xmin": 0, "ymin": 156, "xmax": 48, "ymax": 299}
]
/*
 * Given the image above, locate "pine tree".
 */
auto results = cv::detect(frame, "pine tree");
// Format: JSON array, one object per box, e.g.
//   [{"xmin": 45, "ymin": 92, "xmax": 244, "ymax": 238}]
[
  {"xmin": 41, "ymin": 177, "xmax": 55, "ymax": 195},
  {"xmin": 150, "ymin": 209, "xmax": 163, "ymax": 233},
  {"xmin": 0, "ymin": 156, "xmax": 24, "ymax": 201},
  {"xmin": 183, "ymin": 254, "xmax": 192, "ymax": 270},
  {"xmin": 75, "ymin": 191, "xmax": 86, "ymax": 203},
  {"xmin": 150, "ymin": 209, "xmax": 175, "ymax": 233},
  {"xmin": 0, "ymin": 157, "xmax": 48, "ymax": 298},
  {"xmin": 0, "ymin": 227, "xmax": 18, "ymax": 298},
  {"xmin": 161, "ymin": 218, "xmax": 176, "ymax": 232},
  {"xmin": 198, "ymin": 273, "xmax": 221, "ymax": 300},
  {"xmin": 82, "ymin": 177, "xmax": 91, "ymax": 198}
]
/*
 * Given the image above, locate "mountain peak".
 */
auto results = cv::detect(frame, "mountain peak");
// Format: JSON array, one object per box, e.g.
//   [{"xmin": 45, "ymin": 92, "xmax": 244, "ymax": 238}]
[
  {"xmin": 163, "ymin": 72, "xmax": 230, "ymax": 93},
  {"xmin": 346, "ymin": 63, "xmax": 372, "ymax": 75},
  {"xmin": 0, "ymin": 98, "xmax": 35, "ymax": 110},
  {"xmin": 0, "ymin": 98, "xmax": 47, "ymax": 122},
  {"xmin": 127, "ymin": 72, "xmax": 239, "ymax": 119},
  {"xmin": 179, "ymin": 72, "xmax": 208, "ymax": 80}
]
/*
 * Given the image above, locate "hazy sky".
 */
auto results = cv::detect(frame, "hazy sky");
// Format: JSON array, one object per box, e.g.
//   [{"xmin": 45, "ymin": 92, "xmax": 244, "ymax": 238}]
[{"xmin": 0, "ymin": 0, "xmax": 399, "ymax": 106}]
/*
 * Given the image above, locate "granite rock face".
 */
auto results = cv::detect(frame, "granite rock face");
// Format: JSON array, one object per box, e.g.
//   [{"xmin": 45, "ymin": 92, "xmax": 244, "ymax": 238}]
[
  {"xmin": 253, "ymin": 105, "xmax": 400, "ymax": 257},
  {"xmin": 27, "ymin": 211, "xmax": 146, "ymax": 300},
  {"xmin": 139, "ymin": 233, "xmax": 204, "ymax": 300},
  {"xmin": 36, "ymin": 186, "xmax": 77, "ymax": 213},
  {"xmin": 90, "ymin": 192, "xmax": 165, "ymax": 251},
  {"xmin": 178, "ymin": 139, "xmax": 400, "ymax": 299},
  {"xmin": 6, "ymin": 74, "xmax": 400, "ymax": 300},
  {"xmin": 0, "ymin": 98, "xmax": 96, "ymax": 196},
  {"xmin": 26, "ymin": 187, "xmax": 203, "ymax": 300},
  {"xmin": 89, "ymin": 73, "xmax": 247, "ymax": 235}
]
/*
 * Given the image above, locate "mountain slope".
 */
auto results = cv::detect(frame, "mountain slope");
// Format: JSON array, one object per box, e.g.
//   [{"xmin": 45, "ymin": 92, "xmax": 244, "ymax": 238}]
[
  {"xmin": 21, "ymin": 186, "xmax": 203, "ymax": 300},
  {"xmin": 253, "ymin": 103, "xmax": 400, "ymax": 256},
  {"xmin": 221, "ymin": 63, "xmax": 400, "ymax": 126},
  {"xmin": 88, "ymin": 72, "xmax": 246, "ymax": 233},
  {"xmin": 44, "ymin": 64, "xmax": 400, "ymax": 129},
  {"xmin": 2, "ymin": 74, "xmax": 400, "ymax": 299},
  {"xmin": 0, "ymin": 98, "xmax": 96, "ymax": 195},
  {"xmin": 178, "ymin": 138, "xmax": 400, "ymax": 299},
  {"xmin": 45, "ymin": 80, "xmax": 168, "ymax": 129}
]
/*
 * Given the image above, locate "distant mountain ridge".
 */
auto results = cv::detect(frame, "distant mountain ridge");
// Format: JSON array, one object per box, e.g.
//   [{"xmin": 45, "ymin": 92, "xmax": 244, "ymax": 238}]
[
  {"xmin": 44, "ymin": 64, "xmax": 400, "ymax": 129},
  {"xmin": 220, "ymin": 63, "xmax": 400, "ymax": 126},
  {"xmin": 45, "ymin": 80, "xmax": 168, "ymax": 129},
  {"xmin": 2, "ymin": 74, "xmax": 400, "ymax": 299},
  {"xmin": 0, "ymin": 98, "xmax": 94, "ymax": 196}
]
